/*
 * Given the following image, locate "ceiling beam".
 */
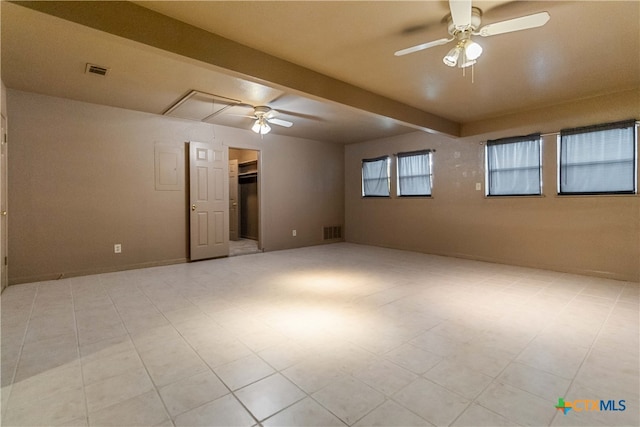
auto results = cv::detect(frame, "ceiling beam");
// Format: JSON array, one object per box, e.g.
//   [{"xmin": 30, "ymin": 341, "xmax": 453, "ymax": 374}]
[{"xmin": 13, "ymin": 1, "xmax": 461, "ymax": 137}]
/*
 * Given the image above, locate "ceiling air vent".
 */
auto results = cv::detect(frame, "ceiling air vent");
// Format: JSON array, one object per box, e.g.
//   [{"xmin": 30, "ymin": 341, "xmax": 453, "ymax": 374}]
[{"xmin": 85, "ymin": 63, "xmax": 109, "ymax": 77}]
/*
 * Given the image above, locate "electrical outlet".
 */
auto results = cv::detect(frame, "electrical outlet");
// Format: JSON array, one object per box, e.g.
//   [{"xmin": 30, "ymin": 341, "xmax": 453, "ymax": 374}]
[
  {"xmin": 292, "ymin": 230, "xmax": 297, "ymax": 237},
  {"xmin": 114, "ymin": 244, "xmax": 122, "ymax": 253},
  {"xmin": 475, "ymin": 183, "xmax": 482, "ymax": 191}
]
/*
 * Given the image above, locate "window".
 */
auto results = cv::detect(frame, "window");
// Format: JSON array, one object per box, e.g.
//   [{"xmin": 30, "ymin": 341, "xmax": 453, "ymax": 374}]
[
  {"xmin": 486, "ymin": 134, "xmax": 542, "ymax": 196},
  {"xmin": 396, "ymin": 150, "xmax": 432, "ymax": 196},
  {"xmin": 559, "ymin": 120, "xmax": 637, "ymax": 194},
  {"xmin": 362, "ymin": 156, "xmax": 390, "ymax": 197}
]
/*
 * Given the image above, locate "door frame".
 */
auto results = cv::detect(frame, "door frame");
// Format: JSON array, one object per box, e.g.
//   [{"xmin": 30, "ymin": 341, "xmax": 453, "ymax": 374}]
[
  {"xmin": 1, "ymin": 114, "xmax": 7, "ymax": 291},
  {"xmin": 228, "ymin": 146, "xmax": 262, "ymax": 251}
]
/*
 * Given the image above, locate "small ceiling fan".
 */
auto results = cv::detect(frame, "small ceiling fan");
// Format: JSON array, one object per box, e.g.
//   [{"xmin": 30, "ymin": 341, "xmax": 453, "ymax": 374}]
[
  {"xmin": 394, "ymin": 0, "xmax": 550, "ymax": 68},
  {"xmin": 250, "ymin": 106, "xmax": 293, "ymax": 135}
]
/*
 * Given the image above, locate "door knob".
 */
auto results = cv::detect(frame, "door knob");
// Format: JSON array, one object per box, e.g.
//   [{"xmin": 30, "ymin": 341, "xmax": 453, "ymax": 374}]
[
  {"xmin": 0, "ymin": 211, "xmax": 6, "ymax": 216},
  {"xmin": 232, "ymin": 203, "xmax": 237, "ymax": 206},
  {"xmin": 191, "ymin": 204, "xmax": 196, "ymax": 211}
]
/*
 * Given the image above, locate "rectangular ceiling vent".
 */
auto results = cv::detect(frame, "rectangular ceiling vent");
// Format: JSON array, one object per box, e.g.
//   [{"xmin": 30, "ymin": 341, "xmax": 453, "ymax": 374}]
[{"xmin": 85, "ymin": 63, "xmax": 109, "ymax": 77}]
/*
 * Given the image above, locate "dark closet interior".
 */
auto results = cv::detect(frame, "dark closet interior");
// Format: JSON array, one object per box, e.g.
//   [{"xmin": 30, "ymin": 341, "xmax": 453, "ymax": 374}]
[{"xmin": 229, "ymin": 148, "xmax": 259, "ymax": 242}]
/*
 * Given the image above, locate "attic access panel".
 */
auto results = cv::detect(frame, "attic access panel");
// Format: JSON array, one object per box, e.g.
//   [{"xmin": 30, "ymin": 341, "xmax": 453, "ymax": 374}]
[{"xmin": 164, "ymin": 90, "xmax": 242, "ymax": 122}]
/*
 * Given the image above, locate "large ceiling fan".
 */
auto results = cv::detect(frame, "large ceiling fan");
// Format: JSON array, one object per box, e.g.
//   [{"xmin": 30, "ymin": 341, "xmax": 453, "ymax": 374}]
[
  {"xmin": 249, "ymin": 106, "xmax": 293, "ymax": 135},
  {"xmin": 394, "ymin": 0, "xmax": 550, "ymax": 68}
]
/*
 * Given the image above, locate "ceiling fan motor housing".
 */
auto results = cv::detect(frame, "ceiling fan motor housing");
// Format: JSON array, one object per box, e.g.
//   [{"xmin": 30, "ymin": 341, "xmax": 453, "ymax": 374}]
[
  {"xmin": 447, "ymin": 7, "xmax": 482, "ymax": 35},
  {"xmin": 254, "ymin": 105, "xmax": 272, "ymax": 117}
]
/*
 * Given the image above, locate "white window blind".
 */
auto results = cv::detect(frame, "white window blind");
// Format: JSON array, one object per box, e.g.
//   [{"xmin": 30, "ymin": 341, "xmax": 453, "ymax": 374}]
[
  {"xmin": 486, "ymin": 134, "xmax": 542, "ymax": 196},
  {"xmin": 362, "ymin": 156, "xmax": 390, "ymax": 197},
  {"xmin": 397, "ymin": 150, "xmax": 432, "ymax": 196},
  {"xmin": 559, "ymin": 120, "xmax": 637, "ymax": 194}
]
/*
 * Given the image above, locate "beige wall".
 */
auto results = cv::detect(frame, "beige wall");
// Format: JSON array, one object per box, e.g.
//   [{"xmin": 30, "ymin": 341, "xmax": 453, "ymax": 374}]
[
  {"xmin": 346, "ymin": 90, "xmax": 640, "ymax": 282},
  {"xmin": 8, "ymin": 90, "xmax": 344, "ymax": 284}
]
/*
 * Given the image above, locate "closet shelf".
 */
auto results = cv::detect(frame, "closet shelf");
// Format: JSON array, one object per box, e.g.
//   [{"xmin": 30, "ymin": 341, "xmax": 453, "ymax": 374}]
[
  {"xmin": 238, "ymin": 172, "xmax": 258, "ymax": 178},
  {"xmin": 239, "ymin": 160, "xmax": 257, "ymax": 166}
]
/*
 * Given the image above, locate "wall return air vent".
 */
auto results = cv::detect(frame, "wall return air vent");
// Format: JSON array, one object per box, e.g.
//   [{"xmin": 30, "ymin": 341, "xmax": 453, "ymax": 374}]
[
  {"xmin": 85, "ymin": 63, "xmax": 109, "ymax": 77},
  {"xmin": 323, "ymin": 226, "xmax": 342, "ymax": 241}
]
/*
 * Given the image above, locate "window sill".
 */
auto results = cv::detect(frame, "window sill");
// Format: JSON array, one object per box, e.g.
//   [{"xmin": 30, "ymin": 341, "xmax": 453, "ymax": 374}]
[
  {"xmin": 556, "ymin": 192, "xmax": 638, "ymax": 198},
  {"xmin": 485, "ymin": 194, "xmax": 545, "ymax": 199}
]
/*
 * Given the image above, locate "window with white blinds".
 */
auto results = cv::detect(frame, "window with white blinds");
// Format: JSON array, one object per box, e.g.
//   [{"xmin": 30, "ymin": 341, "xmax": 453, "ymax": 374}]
[
  {"xmin": 559, "ymin": 120, "xmax": 637, "ymax": 194},
  {"xmin": 361, "ymin": 156, "xmax": 390, "ymax": 197},
  {"xmin": 486, "ymin": 134, "xmax": 542, "ymax": 196}
]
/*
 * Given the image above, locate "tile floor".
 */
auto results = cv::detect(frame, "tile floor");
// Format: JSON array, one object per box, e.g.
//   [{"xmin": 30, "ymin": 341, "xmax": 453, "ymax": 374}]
[
  {"xmin": 230, "ymin": 239, "xmax": 261, "ymax": 257},
  {"xmin": 1, "ymin": 243, "xmax": 638, "ymax": 426}
]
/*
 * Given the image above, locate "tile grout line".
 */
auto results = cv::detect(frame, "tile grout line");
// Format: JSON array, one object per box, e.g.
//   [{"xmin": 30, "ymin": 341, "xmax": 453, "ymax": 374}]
[
  {"xmin": 70, "ymin": 281, "xmax": 91, "ymax": 426},
  {"xmin": 446, "ymin": 277, "xmax": 587, "ymax": 427},
  {"xmin": 136, "ymin": 274, "xmax": 263, "ymax": 426},
  {"xmin": 1, "ymin": 283, "xmax": 39, "ymax": 425},
  {"xmin": 547, "ymin": 283, "xmax": 627, "ymax": 427},
  {"xmin": 99, "ymin": 276, "xmax": 174, "ymax": 427}
]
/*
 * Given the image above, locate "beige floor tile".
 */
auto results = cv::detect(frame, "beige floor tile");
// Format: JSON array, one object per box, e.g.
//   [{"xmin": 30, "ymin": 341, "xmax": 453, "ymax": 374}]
[
  {"xmin": 384, "ymin": 343, "xmax": 442, "ymax": 374},
  {"xmin": 258, "ymin": 341, "xmax": 308, "ymax": 371},
  {"xmin": 173, "ymin": 393, "xmax": 255, "ymax": 427},
  {"xmin": 262, "ymin": 397, "xmax": 345, "ymax": 427},
  {"xmin": 14, "ymin": 333, "xmax": 79, "ymax": 382},
  {"xmin": 88, "ymin": 389, "xmax": 169, "ymax": 427},
  {"xmin": 2, "ymin": 244, "xmax": 638, "ymax": 427},
  {"xmin": 312, "ymin": 376, "xmax": 385, "ymax": 425},
  {"xmin": 80, "ymin": 335, "xmax": 136, "ymax": 362},
  {"xmin": 235, "ymin": 373, "xmax": 306, "ymax": 421},
  {"xmin": 477, "ymin": 382, "xmax": 555, "ymax": 426},
  {"xmin": 159, "ymin": 371, "xmax": 229, "ymax": 417},
  {"xmin": 138, "ymin": 340, "xmax": 210, "ymax": 387},
  {"xmin": 281, "ymin": 359, "xmax": 348, "ymax": 394},
  {"xmin": 452, "ymin": 403, "xmax": 520, "ymax": 426},
  {"xmin": 214, "ymin": 354, "xmax": 275, "ymax": 390},
  {"xmin": 424, "ymin": 359, "xmax": 493, "ymax": 399},
  {"xmin": 516, "ymin": 338, "xmax": 589, "ymax": 380},
  {"xmin": 2, "ymin": 385, "xmax": 85, "ymax": 426},
  {"xmin": 78, "ymin": 321, "xmax": 128, "ymax": 347},
  {"xmin": 8, "ymin": 361, "xmax": 82, "ymax": 404},
  {"xmin": 196, "ymin": 339, "xmax": 253, "ymax": 368},
  {"xmin": 498, "ymin": 362, "xmax": 571, "ymax": 400},
  {"xmin": 82, "ymin": 348, "xmax": 144, "ymax": 385},
  {"xmin": 352, "ymin": 358, "xmax": 418, "ymax": 396},
  {"xmin": 129, "ymin": 324, "xmax": 185, "ymax": 353},
  {"xmin": 392, "ymin": 378, "xmax": 469, "ymax": 426},
  {"xmin": 353, "ymin": 400, "xmax": 431, "ymax": 426},
  {"xmin": 85, "ymin": 366, "xmax": 154, "ymax": 413}
]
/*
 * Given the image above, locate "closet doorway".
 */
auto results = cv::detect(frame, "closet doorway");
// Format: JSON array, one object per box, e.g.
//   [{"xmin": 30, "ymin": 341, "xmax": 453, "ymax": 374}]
[{"xmin": 229, "ymin": 148, "xmax": 261, "ymax": 256}]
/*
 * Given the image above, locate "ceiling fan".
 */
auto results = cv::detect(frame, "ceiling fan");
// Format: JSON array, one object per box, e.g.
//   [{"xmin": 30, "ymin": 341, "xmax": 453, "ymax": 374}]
[
  {"xmin": 249, "ymin": 106, "xmax": 293, "ymax": 135},
  {"xmin": 394, "ymin": 0, "xmax": 550, "ymax": 68}
]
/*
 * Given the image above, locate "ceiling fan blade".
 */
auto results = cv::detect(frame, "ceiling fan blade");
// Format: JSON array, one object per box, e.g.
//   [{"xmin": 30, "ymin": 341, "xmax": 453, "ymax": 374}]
[
  {"xmin": 268, "ymin": 118, "xmax": 293, "ymax": 128},
  {"xmin": 449, "ymin": 0, "xmax": 472, "ymax": 29},
  {"xmin": 478, "ymin": 12, "xmax": 550, "ymax": 37},
  {"xmin": 394, "ymin": 37, "xmax": 452, "ymax": 56}
]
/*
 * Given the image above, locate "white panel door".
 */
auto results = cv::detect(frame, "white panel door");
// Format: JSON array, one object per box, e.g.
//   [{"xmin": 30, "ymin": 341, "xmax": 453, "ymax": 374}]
[{"xmin": 189, "ymin": 141, "xmax": 229, "ymax": 260}]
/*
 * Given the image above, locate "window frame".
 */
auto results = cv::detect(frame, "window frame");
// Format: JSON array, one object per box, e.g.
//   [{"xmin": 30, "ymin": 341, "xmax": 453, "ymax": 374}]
[
  {"xmin": 485, "ymin": 133, "xmax": 543, "ymax": 197},
  {"xmin": 361, "ymin": 155, "xmax": 390, "ymax": 197},
  {"xmin": 396, "ymin": 150, "xmax": 433, "ymax": 198},
  {"xmin": 557, "ymin": 120, "xmax": 638, "ymax": 196}
]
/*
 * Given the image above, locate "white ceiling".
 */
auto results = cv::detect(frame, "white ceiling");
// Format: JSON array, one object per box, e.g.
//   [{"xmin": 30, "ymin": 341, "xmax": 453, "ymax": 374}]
[{"xmin": 2, "ymin": 1, "xmax": 639, "ymax": 143}]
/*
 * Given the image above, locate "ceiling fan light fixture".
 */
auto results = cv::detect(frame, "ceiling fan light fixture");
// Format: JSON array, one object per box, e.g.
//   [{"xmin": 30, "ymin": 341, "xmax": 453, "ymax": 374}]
[
  {"xmin": 443, "ymin": 46, "xmax": 461, "ymax": 67},
  {"xmin": 464, "ymin": 40, "xmax": 483, "ymax": 60},
  {"xmin": 251, "ymin": 117, "xmax": 271, "ymax": 135}
]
